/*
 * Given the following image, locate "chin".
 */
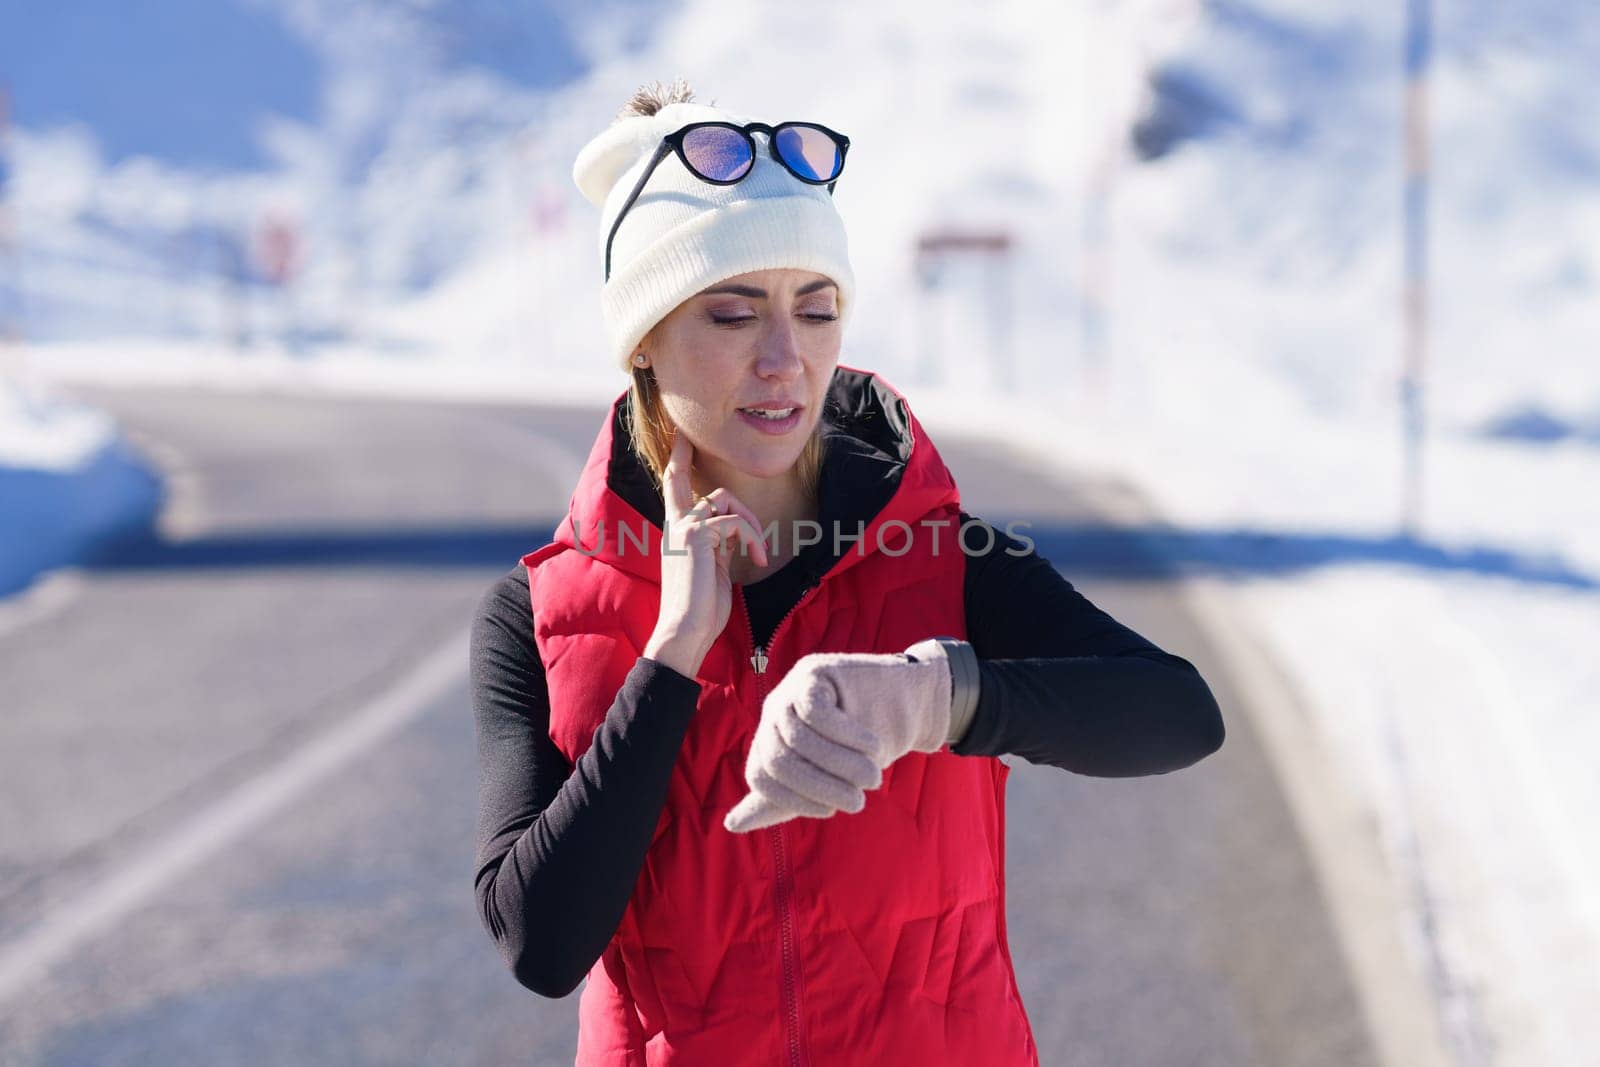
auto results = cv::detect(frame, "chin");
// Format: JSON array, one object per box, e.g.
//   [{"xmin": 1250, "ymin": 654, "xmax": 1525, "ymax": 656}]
[
  {"xmin": 719, "ymin": 416, "xmax": 815, "ymax": 474},
  {"xmin": 734, "ymin": 448, "xmax": 804, "ymax": 480},
  {"xmin": 717, "ymin": 432, "xmax": 805, "ymax": 477}
]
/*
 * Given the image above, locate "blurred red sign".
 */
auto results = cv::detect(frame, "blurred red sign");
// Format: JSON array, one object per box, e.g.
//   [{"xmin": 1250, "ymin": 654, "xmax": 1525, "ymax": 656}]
[{"xmin": 255, "ymin": 213, "xmax": 301, "ymax": 284}]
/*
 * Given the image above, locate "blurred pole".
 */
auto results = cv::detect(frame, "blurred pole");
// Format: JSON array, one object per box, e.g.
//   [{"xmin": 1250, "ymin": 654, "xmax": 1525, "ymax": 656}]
[
  {"xmin": 512, "ymin": 128, "xmax": 540, "ymax": 366},
  {"xmin": 913, "ymin": 232, "xmax": 1013, "ymax": 392},
  {"xmin": 517, "ymin": 118, "xmax": 572, "ymax": 365},
  {"xmin": 912, "ymin": 244, "xmax": 940, "ymax": 386},
  {"xmin": 912, "ymin": 239, "xmax": 942, "ymax": 386},
  {"xmin": 217, "ymin": 223, "xmax": 251, "ymax": 350},
  {"xmin": 1399, "ymin": 27, "xmax": 1499, "ymax": 1067},
  {"xmin": 338, "ymin": 192, "xmax": 367, "ymax": 348},
  {"xmin": 1077, "ymin": 3, "xmax": 1118, "ymax": 409},
  {"xmin": 255, "ymin": 211, "xmax": 303, "ymax": 355},
  {"xmin": 1401, "ymin": 0, "xmax": 1431, "ymax": 538},
  {"xmin": 1081, "ymin": 144, "xmax": 1115, "ymax": 405},
  {"xmin": 989, "ymin": 245, "xmax": 1015, "ymax": 393}
]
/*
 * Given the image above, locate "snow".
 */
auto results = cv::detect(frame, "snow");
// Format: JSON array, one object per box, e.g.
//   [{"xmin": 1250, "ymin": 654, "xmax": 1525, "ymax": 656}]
[
  {"xmin": 3, "ymin": 0, "xmax": 1599, "ymax": 1062},
  {"xmin": 0, "ymin": 373, "xmax": 115, "ymax": 472},
  {"xmin": 0, "ymin": 371, "xmax": 164, "ymax": 600}
]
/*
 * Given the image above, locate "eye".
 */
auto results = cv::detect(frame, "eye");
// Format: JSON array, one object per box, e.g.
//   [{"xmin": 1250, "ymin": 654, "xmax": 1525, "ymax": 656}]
[
  {"xmin": 707, "ymin": 310, "xmax": 757, "ymax": 327},
  {"xmin": 799, "ymin": 308, "xmax": 839, "ymax": 323}
]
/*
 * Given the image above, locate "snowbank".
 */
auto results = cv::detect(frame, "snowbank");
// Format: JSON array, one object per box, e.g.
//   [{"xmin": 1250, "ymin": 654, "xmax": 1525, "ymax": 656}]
[{"xmin": 0, "ymin": 374, "xmax": 164, "ymax": 600}]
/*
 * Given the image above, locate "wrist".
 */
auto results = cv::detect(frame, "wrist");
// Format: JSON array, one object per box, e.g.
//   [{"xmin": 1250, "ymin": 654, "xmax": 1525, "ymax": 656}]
[
  {"xmin": 644, "ymin": 631, "xmax": 705, "ymax": 679},
  {"xmin": 940, "ymin": 643, "xmax": 979, "ymax": 742},
  {"xmin": 940, "ymin": 638, "xmax": 980, "ymax": 745},
  {"xmin": 903, "ymin": 636, "xmax": 981, "ymax": 747}
]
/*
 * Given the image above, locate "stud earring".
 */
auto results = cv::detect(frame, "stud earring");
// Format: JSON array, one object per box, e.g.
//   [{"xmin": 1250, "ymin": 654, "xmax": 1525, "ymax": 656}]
[{"xmin": 633, "ymin": 351, "xmax": 648, "ymax": 367}]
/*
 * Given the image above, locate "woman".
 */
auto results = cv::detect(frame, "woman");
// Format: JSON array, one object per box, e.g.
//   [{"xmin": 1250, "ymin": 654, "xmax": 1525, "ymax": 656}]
[{"xmin": 471, "ymin": 79, "xmax": 1226, "ymax": 1066}]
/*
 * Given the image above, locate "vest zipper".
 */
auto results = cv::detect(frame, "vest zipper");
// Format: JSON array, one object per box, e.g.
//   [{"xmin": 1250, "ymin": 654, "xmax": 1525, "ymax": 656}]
[{"xmin": 740, "ymin": 581, "xmax": 817, "ymax": 1067}]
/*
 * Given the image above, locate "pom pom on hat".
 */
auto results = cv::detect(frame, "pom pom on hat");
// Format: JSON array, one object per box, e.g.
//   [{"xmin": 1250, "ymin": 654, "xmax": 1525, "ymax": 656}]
[{"xmin": 571, "ymin": 87, "xmax": 856, "ymax": 374}]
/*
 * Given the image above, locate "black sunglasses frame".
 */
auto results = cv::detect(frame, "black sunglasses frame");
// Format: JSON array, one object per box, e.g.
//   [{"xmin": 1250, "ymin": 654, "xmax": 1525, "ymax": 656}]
[{"xmin": 604, "ymin": 120, "xmax": 851, "ymax": 282}]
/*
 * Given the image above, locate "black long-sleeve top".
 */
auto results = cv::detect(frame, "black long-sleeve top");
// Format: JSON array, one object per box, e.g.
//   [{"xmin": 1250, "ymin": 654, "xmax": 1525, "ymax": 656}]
[{"xmin": 471, "ymin": 511, "xmax": 1226, "ymax": 998}]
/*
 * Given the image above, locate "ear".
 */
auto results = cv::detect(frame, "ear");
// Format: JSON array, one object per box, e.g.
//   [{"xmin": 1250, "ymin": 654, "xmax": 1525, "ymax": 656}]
[{"xmin": 572, "ymin": 116, "xmax": 664, "ymax": 208}]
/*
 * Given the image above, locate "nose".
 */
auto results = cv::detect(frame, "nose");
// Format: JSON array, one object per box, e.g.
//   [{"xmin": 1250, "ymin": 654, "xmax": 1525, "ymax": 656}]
[{"xmin": 753, "ymin": 312, "xmax": 804, "ymax": 381}]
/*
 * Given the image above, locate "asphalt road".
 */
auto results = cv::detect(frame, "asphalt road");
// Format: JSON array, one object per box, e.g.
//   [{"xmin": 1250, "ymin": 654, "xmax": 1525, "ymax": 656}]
[{"xmin": 0, "ymin": 385, "xmax": 1379, "ymax": 1066}]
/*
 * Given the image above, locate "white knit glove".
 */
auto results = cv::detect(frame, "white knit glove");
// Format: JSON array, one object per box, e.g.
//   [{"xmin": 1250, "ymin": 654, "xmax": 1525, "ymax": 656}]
[{"xmin": 723, "ymin": 646, "xmax": 953, "ymax": 834}]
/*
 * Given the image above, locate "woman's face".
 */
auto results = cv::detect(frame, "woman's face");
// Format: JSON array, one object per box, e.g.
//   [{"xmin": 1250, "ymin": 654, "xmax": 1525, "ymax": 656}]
[{"xmin": 644, "ymin": 267, "xmax": 842, "ymax": 481}]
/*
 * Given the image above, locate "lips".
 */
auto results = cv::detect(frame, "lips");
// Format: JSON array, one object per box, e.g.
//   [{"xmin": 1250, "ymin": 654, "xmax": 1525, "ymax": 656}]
[{"xmin": 736, "ymin": 404, "xmax": 804, "ymax": 435}]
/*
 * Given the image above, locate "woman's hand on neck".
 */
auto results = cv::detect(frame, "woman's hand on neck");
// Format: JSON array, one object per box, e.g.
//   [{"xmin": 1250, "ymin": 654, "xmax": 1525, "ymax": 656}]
[
  {"xmin": 692, "ymin": 455, "xmax": 814, "ymax": 585},
  {"xmin": 691, "ymin": 460, "xmax": 812, "ymax": 559}
]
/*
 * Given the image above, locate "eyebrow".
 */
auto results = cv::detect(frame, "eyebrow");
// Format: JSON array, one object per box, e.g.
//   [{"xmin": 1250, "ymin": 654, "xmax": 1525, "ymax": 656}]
[{"xmin": 697, "ymin": 279, "xmax": 838, "ymax": 298}]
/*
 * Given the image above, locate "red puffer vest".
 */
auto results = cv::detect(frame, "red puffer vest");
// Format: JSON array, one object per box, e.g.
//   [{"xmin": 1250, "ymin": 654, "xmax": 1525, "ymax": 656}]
[{"xmin": 520, "ymin": 365, "xmax": 1038, "ymax": 1066}]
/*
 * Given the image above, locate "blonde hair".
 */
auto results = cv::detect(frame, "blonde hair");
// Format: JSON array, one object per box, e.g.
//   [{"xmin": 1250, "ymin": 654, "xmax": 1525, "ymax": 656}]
[{"xmin": 625, "ymin": 356, "xmax": 827, "ymax": 507}]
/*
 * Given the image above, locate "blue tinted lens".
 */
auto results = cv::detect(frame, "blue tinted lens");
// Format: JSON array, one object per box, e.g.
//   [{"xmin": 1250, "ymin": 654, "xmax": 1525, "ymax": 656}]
[
  {"xmin": 774, "ymin": 126, "xmax": 841, "ymax": 181},
  {"xmin": 681, "ymin": 126, "xmax": 753, "ymax": 181}
]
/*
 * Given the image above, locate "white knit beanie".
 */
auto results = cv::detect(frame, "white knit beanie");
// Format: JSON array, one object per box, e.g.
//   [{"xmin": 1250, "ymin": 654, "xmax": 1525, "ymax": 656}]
[{"xmin": 572, "ymin": 99, "xmax": 856, "ymax": 374}]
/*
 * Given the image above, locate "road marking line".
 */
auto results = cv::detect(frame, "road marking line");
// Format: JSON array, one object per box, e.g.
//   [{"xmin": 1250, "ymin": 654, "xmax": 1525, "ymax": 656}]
[{"xmin": 0, "ymin": 629, "xmax": 469, "ymax": 1007}]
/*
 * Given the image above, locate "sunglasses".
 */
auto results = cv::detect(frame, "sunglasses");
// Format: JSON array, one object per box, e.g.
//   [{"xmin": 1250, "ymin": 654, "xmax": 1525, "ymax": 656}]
[{"xmin": 604, "ymin": 120, "xmax": 851, "ymax": 282}]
